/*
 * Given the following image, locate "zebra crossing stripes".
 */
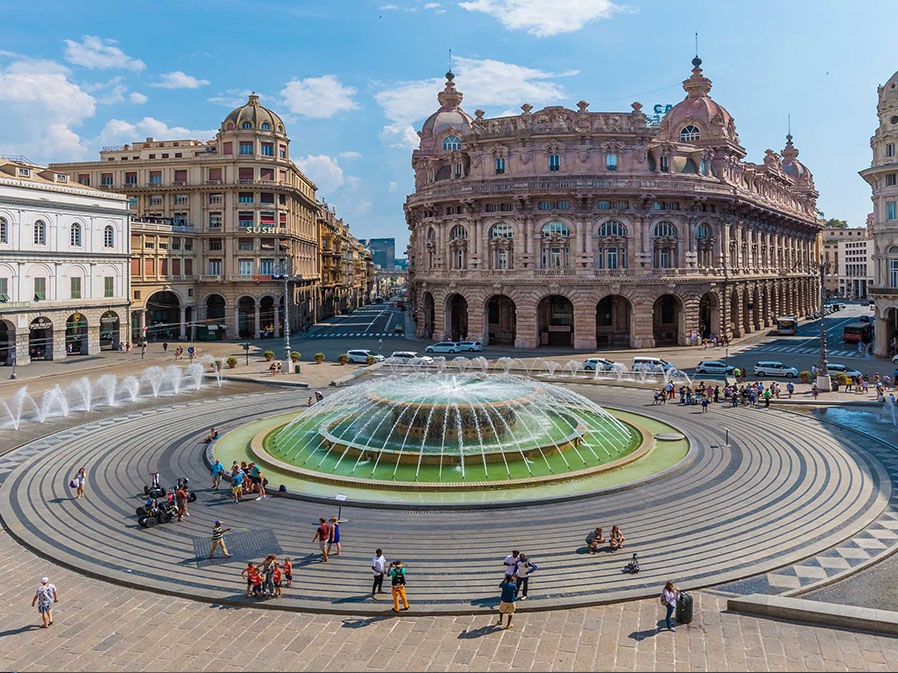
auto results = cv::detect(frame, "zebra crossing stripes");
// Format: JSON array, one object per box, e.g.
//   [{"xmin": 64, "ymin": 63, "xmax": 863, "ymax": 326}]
[
  {"xmin": 747, "ymin": 344, "xmax": 858, "ymax": 357},
  {"xmin": 303, "ymin": 332, "xmax": 403, "ymax": 339}
]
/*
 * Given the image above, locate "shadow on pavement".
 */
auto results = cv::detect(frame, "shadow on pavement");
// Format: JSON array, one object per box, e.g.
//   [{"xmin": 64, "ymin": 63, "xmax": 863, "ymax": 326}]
[{"xmin": 458, "ymin": 624, "xmax": 504, "ymax": 639}]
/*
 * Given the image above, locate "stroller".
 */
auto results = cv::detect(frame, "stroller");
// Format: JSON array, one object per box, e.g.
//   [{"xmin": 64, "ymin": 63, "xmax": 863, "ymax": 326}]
[{"xmin": 622, "ymin": 553, "xmax": 640, "ymax": 574}]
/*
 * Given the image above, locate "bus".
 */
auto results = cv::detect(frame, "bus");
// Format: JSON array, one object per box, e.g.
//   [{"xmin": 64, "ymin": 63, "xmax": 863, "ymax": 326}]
[
  {"xmin": 843, "ymin": 321, "xmax": 873, "ymax": 344},
  {"xmin": 775, "ymin": 316, "xmax": 798, "ymax": 336}
]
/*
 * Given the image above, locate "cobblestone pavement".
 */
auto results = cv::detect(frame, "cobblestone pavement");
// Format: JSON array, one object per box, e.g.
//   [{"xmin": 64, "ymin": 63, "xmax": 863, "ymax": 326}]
[{"xmin": 2, "ymin": 532, "xmax": 898, "ymax": 673}]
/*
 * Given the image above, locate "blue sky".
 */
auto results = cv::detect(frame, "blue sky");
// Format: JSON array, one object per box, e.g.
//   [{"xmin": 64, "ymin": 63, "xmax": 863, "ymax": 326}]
[{"xmin": 0, "ymin": 0, "xmax": 891, "ymax": 250}]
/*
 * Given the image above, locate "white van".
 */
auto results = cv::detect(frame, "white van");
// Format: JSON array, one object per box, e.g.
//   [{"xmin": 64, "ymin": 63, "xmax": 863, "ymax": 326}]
[{"xmin": 631, "ymin": 356, "xmax": 676, "ymax": 372}]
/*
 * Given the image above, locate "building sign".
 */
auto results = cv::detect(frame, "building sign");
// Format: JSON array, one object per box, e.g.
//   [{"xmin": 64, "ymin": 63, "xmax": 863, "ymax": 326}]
[
  {"xmin": 0, "ymin": 301, "xmax": 30, "ymax": 309},
  {"xmin": 648, "ymin": 103, "xmax": 673, "ymax": 126},
  {"xmin": 30, "ymin": 319, "xmax": 52, "ymax": 331},
  {"xmin": 66, "ymin": 314, "xmax": 87, "ymax": 329},
  {"xmin": 100, "ymin": 315, "xmax": 119, "ymax": 324},
  {"xmin": 252, "ymin": 275, "xmax": 273, "ymax": 281}
]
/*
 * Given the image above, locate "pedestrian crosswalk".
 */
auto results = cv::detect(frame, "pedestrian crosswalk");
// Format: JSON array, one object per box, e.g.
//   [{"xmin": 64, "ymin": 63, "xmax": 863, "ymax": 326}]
[
  {"xmin": 301, "ymin": 332, "xmax": 404, "ymax": 339},
  {"xmin": 745, "ymin": 344, "xmax": 862, "ymax": 358}
]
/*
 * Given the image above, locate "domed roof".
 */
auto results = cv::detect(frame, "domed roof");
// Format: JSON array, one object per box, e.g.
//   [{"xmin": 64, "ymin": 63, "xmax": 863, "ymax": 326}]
[
  {"xmin": 659, "ymin": 57, "xmax": 737, "ymax": 144},
  {"xmin": 420, "ymin": 72, "xmax": 473, "ymax": 138},
  {"xmin": 881, "ymin": 70, "xmax": 898, "ymax": 103},
  {"xmin": 222, "ymin": 93, "xmax": 285, "ymax": 132},
  {"xmin": 781, "ymin": 134, "xmax": 812, "ymax": 183}
]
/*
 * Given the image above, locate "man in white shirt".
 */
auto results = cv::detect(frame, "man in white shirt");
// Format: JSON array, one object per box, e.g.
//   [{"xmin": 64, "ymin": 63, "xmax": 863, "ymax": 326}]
[
  {"xmin": 371, "ymin": 549, "xmax": 387, "ymax": 598},
  {"xmin": 503, "ymin": 550, "xmax": 519, "ymax": 575}
]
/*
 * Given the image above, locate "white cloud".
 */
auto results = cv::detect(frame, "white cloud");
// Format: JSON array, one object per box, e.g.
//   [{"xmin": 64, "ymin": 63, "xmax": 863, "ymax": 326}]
[
  {"xmin": 374, "ymin": 56, "xmax": 572, "ymax": 146},
  {"xmin": 339, "ymin": 151, "xmax": 362, "ymax": 159},
  {"xmin": 354, "ymin": 200, "xmax": 373, "ymax": 215},
  {"xmin": 129, "ymin": 91, "xmax": 148, "ymax": 104},
  {"xmin": 279, "ymin": 75, "xmax": 357, "ymax": 119},
  {"xmin": 0, "ymin": 58, "xmax": 95, "ymax": 161},
  {"xmin": 96, "ymin": 117, "xmax": 216, "ymax": 145},
  {"xmin": 208, "ymin": 88, "xmax": 253, "ymax": 107},
  {"xmin": 423, "ymin": 2, "xmax": 446, "ymax": 12},
  {"xmin": 294, "ymin": 154, "xmax": 345, "ymax": 194},
  {"xmin": 379, "ymin": 1, "xmax": 445, "ymax": 11},
  {"xmin": 458, "ymin": 0, "xmax": 622, "ymax": 36},
  {"xmin": 63, "ymin": 35, "xmax": 145, "ymax": 71},
  {"xmin": 389, "ymin": 181, "xmax": 398, "ymax": 192},
  {"xmin": 85, "ymin": 76, "xmax": 128, "ymax": 104},
  {"xmin": 151, "ymin": 71, "xmax": 210, "ymax": 89}
]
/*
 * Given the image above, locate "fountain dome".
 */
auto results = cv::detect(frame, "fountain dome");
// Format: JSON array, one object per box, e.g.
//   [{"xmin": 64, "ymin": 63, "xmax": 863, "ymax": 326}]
[{"xmin": 261, "ymin": 374, "xmax": 642, "ymax": 488}]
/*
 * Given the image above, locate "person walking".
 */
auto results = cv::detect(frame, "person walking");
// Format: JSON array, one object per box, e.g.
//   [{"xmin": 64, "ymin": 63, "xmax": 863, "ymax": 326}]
[
  {"xmin": 175, "ymin": 483, "xmax": 189, "ymax": 521},
  {"xmin": 514, "ymin": 554, "xmax": 538, "ymax": 600},
  {"xmin": 209, "ymin": 520, "xmax": 232, "ymax": 558},
  {"xmin": 371, "ymin": 548, "xmax": 387, "ymax": 598},
  {"xmin": 162, "ymin": 342, "xmax": 168, "ymax": 353},
  {"xmin": 231, "ymin": 470, "xmax": 245, "ymax": 503},
  {"xmin": 786, "ymin": 381, "xmax": 794, "ymax": 398},
  {"xmin": 210, "ymin": 459, "xmax": 224, "ymax": 489},
  {"xmin": 313, "ymin": 517, "xmax": 331, "ymax": 562},
  {"xmin": 141, "ymin": 343, "xmax": 147, "ymax": 359},
  {"xmin": 388, "ymin": 560, "xmax": 409, "ymax": 613},
  {"xmin": 327, "ymin": 516, "xmax": 341, "ymax": 556},
  {"xmin": 283, "ymin": 558, "xmax": 293, "ymax": 588},
  {"xmin": 496, "ymin": 574, "xmax": 517, "ymax": 629},
  {"xmin": 32, "ymin": 577, "xmax": 58, "ymax": 628},
  {"xmin": 660, "ymin": 580, "xmax": 680, "ymax": 632},
  {"xmin": 72, "ymin": 467, "xmax": 86, "ymax": 500},
  {"xmin": 241, "ymin": 562, "xmax": 255, "ymax": 597}
]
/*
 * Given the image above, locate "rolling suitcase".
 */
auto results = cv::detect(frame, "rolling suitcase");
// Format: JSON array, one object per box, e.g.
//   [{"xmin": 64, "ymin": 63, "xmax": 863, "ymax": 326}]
[{"xmin": 675, "ymin": 590, "xmax": 693, "ymax": 624}]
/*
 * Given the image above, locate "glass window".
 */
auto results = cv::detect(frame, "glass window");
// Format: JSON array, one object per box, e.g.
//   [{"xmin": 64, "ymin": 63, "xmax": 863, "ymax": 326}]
[
  {"xmin": 500, "ymin": 202, "xmax": 513, "ymax": 212},
  {"xmin": 596, "ymin": 201, "xmax": 610, "ymax": 210},
  {"xmin": 34, "ymin": 277, "xmax": 46, "ymax": 300},
  {"xmin": 101, "ymin": 173, "xmax": 113, "ymax": 186},
  {"xmin": 541, "ymin": 221, "xmax": 569, "ymax": 237},
  {"xmin": 242, "ymin": 122, "xmax": 252, "ymax": 129},
  {"xmin": 239, "ymin": 192, "xmax": 254, "ymax": 203},
  {"xmin": 261, "ymin": 122, "xmax": 271, "ymax": 131},
  {"xmin": 0, "ymin": 278, "xmax": 7, "ymax": 301},
  {"xmin": 606, "ymin": 154, "xmax": 617, "ymax": 171},
  {"xmin": 659, "ymin": 156, "xmax": 670, "ymax": 172},
  {"xmin": 888, "ymin": 202, "xmax": 897, "ymax": 221},
  {"xmin": 556, "ymin": 201, "xmax": 570, "ymax": 210},
  {"xmin": 887, "ymin": 144, "xmax": 895, "ymax": 158},
  {"xmin": 208, "ymin": 213, "xmax": 222, "ymax": 228},
  {"xmin": 538, "ymin": 201, "xmax": 553, "ymax": 210},
  {"xmin": 238, "ymin": 238, "xmax": 254, "ymax": 250},
  {"xmin": 172, "ymin": 237, "xmax": 181, "ymax": 250},
  {"xmin": 260, "ymin": 192, "xmax": 274, "ymax": 204},
  {"xmin": 184, "ymin": 239, "xmax": 193, "ymax": 251},
  {"xmin": 78, "ymin": 174, "xmax": 90, "ymax": 186},
  {"xmin": 598, "ymin": 221, "xmax": 627, "ymax": 238},
  {"xmin": 149, "ymin": 171, "xmax": 161, "ymax": 184},
  {"xmin": 450, "ymin": 225, "xmax": 467, "ymax": 240},
  {"xmin": 679, "ymin": 125, "xmax": 701, "ymax": 142},
  {"xmin": 128, "ymin": 197, "xmax": 138, "ymax": 208},
  {"xmin": 102, "ymin": 225, "xmax": 114, "ymax": 248},
  {"xmin": 34, "ymin": 220, "xmax": 46, "ymax": 245},
  {"xmin": 887, "ymin": 174, "xmax": 897, "ymax": 187},
  {"xmin": 70, "ymin": 277, "xmax": 81, "ymax": 299},
  {"xmin": 70, "ymin": 223, "xmax": 82, "ymax": 247},
  {"xmin": 238, "ymin": 212, "xmax": 254, "ymax": 228},
  {"xmin": 174, "ymin": 169, "xmax": 187, "ymax": 182},
  {"xmin": 696, "ymin": 223, "xmax": 712, "ymax": 239},
  {"xmin": 260, "ymin": 258, "xmax": 274, "ymax": 275},
  {"xmin": 125, "ymin": 172, "xmax": 137, "ymax": 184},
  {"xmin": 239, "ymin": 142, "xmax": 253, "ymax": 155},
  {"xmin": 442, "ymin": 136, "xmax": 461, "ymax": 151},
  {"xmin": 208, "ymin": 259, "xmax": 222, "ymax": 275},
  {"xmin": 209, "ymin": 239, "xmax": 223, "ymax": 251},
  {"xmin": 495, "ymin": 248, "xmax": 509, "ymax": 270},
  {"xmin": 238, "ymin": 259, "xmax": 254, "ymax": 276},
  {"xmin": 173, "ymin": 212, "xmax": 187, "ymax": 226},
  {"xmin": 174, "ymin": 194, "xmax": 188, "ymax": 205},
  {"xmin": 549, "ymin": 154, "xmax": 560, "ymax": 171},
  {"xmin": 0, "ymin": 217, "xmax": 6, "ymax": 243},
  {"xmin": 495, "ymin": 157, "xmax": 505, "ymax": 174},
  {"xmin": 279, "ymin": 145, "xmax": 286, "ymax": 158},
  {"xmin": 209, "ymin": 193, "xmax": 222, "ymax": 204},
  {"xmin": 489, "ymin": 223, "xmax": 513, "ymax": 238},
  {"xmin": 654, "ymin": 221, "xmax": 677, "ymax": 238},
  {"xmin": 261, "ymin": 143, "xmax": 273, "ymax": 156},
  {"xmin": 889, "ymin": 258, "xmax": 898, "ymax": 288},
  {"xmin": 104, "ymin": 277, "xmax": 114, "ymax": 297},
  {"xmin": 606, "ymin": 247, "xmax": 619, "ymax": 269}
]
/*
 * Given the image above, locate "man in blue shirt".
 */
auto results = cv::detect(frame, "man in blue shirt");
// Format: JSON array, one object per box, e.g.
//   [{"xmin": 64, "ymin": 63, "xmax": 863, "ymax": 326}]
[
  {"xmin": 496, "ymin": 575, "xmax": 517, "ymax": 629},
  {"xmin": 232, "ymin": 471, "xmax": 244, "ymax": 503},
  {"xmin": 210, "ymin": 460, "xmax": 224, "ymax": 489}
]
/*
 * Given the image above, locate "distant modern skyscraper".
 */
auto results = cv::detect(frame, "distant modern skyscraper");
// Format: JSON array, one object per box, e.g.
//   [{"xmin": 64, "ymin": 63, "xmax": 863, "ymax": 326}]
[{"xmin": 361, "ymin": 238, "xmax": 395, "ymax": 270}]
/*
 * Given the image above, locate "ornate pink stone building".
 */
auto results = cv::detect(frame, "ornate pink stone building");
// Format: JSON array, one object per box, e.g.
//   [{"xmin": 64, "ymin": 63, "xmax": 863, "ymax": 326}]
[{"xmin": 405, "ymin": 58, "xmax": 822, "ymax": 349}]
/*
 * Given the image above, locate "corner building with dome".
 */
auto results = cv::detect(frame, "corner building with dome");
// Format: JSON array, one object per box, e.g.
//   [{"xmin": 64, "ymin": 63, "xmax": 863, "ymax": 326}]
[{"xmin": 405, "ymin": 59, "xmax": 822, "ymax": 349}]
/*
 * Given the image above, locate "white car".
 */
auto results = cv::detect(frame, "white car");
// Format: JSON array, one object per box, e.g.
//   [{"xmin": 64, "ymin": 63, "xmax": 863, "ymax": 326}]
[
  {"xmin": 695, "ymin": 360, "xmax": 735, "ymax": 375},
  {"xmin": 425, "ymin": 341, "xmax": 459, "ymax": 353},
  {"xmin": 753, "ymin": 361, "xmax": 799, "ymax": 378},
  {"xmin": 457, "ymin": 340, "xmax": 482, "ymax": 352},
  {"xmin": 390, "ymin": 350, "xmax": 434, "ymax": 364},
  {"xmin": 826, "ymin": 363, "xmax": 863, "ymax": 379},
  {"xmin": 346, "ymin": 349, "xmax": 384, "ymax": 363},
  {"xmin": 583, "ymin": 357, "xmax": 617, "ymax": 371}
]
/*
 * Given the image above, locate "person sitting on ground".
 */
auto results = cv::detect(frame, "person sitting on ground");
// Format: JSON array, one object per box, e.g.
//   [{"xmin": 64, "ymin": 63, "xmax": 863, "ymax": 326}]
[
  {"xmin": 203, "ymin": 427, "xmax": 218, "ymax": 444},
  {"xmin": 609, "ymin": 525, "xmax": 626, "ymax": 551},
  {"xmin": 586, "ymin": 527, "xmax": 606, "ymax": 553}
]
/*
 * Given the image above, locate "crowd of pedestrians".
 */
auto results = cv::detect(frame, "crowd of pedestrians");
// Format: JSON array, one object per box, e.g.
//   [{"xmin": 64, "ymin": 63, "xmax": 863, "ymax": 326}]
[{"xmin": 226, "ymin": 460, "xmax": 269, "ymax": 502}]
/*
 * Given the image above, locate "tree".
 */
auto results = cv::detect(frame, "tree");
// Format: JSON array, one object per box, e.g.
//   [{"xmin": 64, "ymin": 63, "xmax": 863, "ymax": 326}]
[{"xmin": 825, "ymin": 218, "xmax": 849, "ymax": 229}]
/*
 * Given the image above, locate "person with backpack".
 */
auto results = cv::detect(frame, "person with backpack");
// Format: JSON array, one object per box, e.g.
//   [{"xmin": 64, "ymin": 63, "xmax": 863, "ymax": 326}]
[
  {"xmin": 388, "ymin": 560, "xmax": 409, "ymax": 613},
  {"xmin": 660, "ymin": 580, "xmax": 680, "ymax": 631},
  {"xmin": 514, "ymin": 554, "xmax": 538, "ymax": 600}
]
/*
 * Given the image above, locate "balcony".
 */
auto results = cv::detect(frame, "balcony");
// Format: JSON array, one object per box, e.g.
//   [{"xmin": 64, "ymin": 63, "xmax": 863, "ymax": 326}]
[
  {"xmin": 593, "ymin": 268, "xmax": 636, "ymax": 277},
  {"xmin": 534, "ymin": 268, "xmax": 576, "ymax": 276}
]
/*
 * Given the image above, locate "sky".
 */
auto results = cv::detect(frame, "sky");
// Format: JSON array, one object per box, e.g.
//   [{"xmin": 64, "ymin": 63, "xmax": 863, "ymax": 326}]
[{"xmin": 0, "ymin": 0, "xmax": 892, "ymax": 251}]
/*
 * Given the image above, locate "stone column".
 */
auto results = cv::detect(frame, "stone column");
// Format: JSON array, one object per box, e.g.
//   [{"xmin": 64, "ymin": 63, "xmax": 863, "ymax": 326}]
[
  {"xmin": 233, "ymin": 306, "xmax": 240, "ymax": 338},
  {"xmin": 274, "ymin": 307, "xmax": 281, "ymax": 337},
  {"xmin": 15, "ymin": 330, "xmax": 30, "ymax": 365},
  {"xmin": 875, "ymin": 310, "xmax": 889, "ymax": 357},
  {"xmin": 514, "ymin": 296, "xmax": 537, "ymax": 349},
  {"xmin": 86, "ymin": 324, "xmax": 101, "ymax": 355},
  {"xmin": 467, "ymin": 297, "xmax": 484, "ymax": 343},
  {"xmin": 179, "ymin": 306, "xmax": 187, "ymax": 340},
  {"xmin": 52, "ymin": 327, "xmax": 66, "ymax": 360},
  {"xmin": 253, "ymin": 304, "xmax": 261, "ymax": 339},
  {"xmin": 138, "ymin": 310, "xmax": 146, "ymax": 342}
]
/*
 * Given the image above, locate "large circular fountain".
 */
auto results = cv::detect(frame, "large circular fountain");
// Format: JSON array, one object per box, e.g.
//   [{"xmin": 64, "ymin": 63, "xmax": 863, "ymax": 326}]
[{"xmin": 253, "ymin": 374, "xmax": 645, "ymax": 489}]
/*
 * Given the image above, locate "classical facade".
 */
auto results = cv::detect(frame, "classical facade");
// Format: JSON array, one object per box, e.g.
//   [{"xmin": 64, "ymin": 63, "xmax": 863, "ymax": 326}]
[
  {"xmin": 821, "ymin": 225, "xmax": 867, "ymax": 297},
  {"xmin": 406, "ymin": 59, "xmax": 821, "ymax": 349},
  {"xmin": 838, "ymin": 233, "xmax": 873, "ymax": 299},
  {"xmin": 317, "ymin": 201, "xmax": 373, "ymax": 318},
  {"xmin": 0, "ymin": 158, "xmax": 130, "ymax": 364},
  {"xmin": 51, "ymin": 95, "xmax": 322, "ymax": 342},
  {"xmin": 862, "ymin": 69, "xmax": 898, "ymax": 356}
]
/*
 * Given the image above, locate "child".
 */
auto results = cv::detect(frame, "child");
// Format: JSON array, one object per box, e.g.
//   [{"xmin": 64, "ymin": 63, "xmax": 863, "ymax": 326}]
[
  {"xmin": 241, "ymin": 562, "xmax": 255, "ymax": 598},
  {"xmin": 272, "ymin": 562, "xmax": 283, "ymax": 598},
  {"xmin": 284, "ymin": 558, "xmax": 293, "ymax": 588},
  {"xmin": 249, "ymin": 564, "xmax": 263, "ymax": 599}
]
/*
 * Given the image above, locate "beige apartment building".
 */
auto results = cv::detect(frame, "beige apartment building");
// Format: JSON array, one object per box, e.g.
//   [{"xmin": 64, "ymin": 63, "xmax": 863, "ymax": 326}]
[
  {"xmin": 318, "ymin": 201, "xmax": 374, "ymax": 319},
  {"xmin": 51, "ymin": 95, "xmax": 321, "ymax": 341},
  {"xmin": 821, "ymin": 225, "xmax": 867, "ymax": 297}
]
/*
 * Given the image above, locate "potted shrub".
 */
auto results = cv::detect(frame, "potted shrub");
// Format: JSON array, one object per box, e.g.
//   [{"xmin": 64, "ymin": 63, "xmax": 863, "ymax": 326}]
[
  {"xmin": 263, "ymin": 350, "xmax": 275, "ymax": 361},
  {"xmin": 799, "ymin": 370, "xmax": 811, "ymax": 384},
  {"xmin": 366, "ymin": 355, "xmax": 377, "ymax": 366},
  {"xmin": 226, "ymin": 356, "xmax": 238, "ymax": 369},
  {"xmin": 213, "ymin": 359, "xmax": 223, "ymax": 371},
  {"xmin": 337, "ymin": 353, "xmax": 349, "ymax": 366},
  {"xmin": 314, "ymin": 352, "xmax": 325, "ymax": 364},
  {"xmin": 833, "ymin": 372, "xmax": 847, "ymax": 386},
  {"xmin": 290, "ymin": 351, "xmax": 301, "ymax": 363}
]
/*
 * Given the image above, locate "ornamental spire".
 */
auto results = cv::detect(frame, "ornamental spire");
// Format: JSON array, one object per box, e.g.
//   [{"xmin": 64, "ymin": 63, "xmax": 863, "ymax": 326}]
[
  {"xmin": 683, "ymin": 55, "xmax": 712, "ymax": 98},
  {"xmin": 437, "ymin": 70, "xmax": 463, "ymax": 111}
]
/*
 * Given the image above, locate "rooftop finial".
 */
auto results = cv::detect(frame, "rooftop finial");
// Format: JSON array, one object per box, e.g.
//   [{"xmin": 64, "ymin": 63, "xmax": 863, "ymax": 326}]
[
  {"xmin": 692, "ymin": 31, "xmax": 702, "ymax": 67},
  {"xmin": 787, "ymin": 113, "xmax": 792, "ymax": 142},
  {"xmin": 446, "ymin": 48, "xmax": 454, "ymax": 81}
]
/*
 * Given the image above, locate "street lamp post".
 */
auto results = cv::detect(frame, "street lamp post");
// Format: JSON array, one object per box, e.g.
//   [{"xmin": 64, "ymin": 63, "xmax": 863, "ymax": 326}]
[
  {"xmin": 282, "ymin": 259, "xmax": 292, "ymax": 367},
  {"xmin": 817, "ymin": 261, "xmax": 832, "ymax": 391}
]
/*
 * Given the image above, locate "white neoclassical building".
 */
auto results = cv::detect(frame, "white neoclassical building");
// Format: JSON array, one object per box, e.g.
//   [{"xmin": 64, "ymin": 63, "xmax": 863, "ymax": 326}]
[{"xmin": 0, "ymin": 158, "xmax": 131, "ymax": 365}]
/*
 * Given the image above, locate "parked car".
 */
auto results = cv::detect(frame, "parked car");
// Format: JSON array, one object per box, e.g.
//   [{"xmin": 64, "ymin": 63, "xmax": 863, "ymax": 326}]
[
  {"xmin": 859, "ymin": 315, "xmax": 873, "ymax": 323},
  {"xmin": 457, "ymin": 340, "xmax": 482, "ymax": 352},
  {"xmin": 826, "ymin": 363, "xmax": 863, "ymax": 379},
  {"xmin": 695, "ymin": 360, "xmax": 735, "ymax": 375},
  {"xmin": 583, "ymin": 357, "xmax": 618, "ymax": 371},
  {"xmin": 425, "ymin": 341, "xmax": 459, "ymax": 353},
  {"xmin": 753, "ymin": 361, "xmax": 799, "ymax": 378},
  {"xmin": 390, "ymin": 351, "xmax": 434, "ymax": 364},
  {"xmin": 632, "ymin": 356, "xmax": 676, "ymax": 372},
  {"xmin": 347, "ymin": 349, "xmax": 384, "ymax": 363}
]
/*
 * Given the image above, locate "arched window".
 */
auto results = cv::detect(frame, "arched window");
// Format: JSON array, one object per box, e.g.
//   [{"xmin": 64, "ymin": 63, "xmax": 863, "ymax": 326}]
[
  {"xmin": 541, "ymin": 221, "xmax": 570, "ymax": 238},
  {"xmin": 70, "ymin": 223, "xmax": 82, "ymax": 247},
  {"xmin": 277, "ymin": 125, "xmax": 283, "ymax": 133},
  {"xmin": 889, "ymin": 246, "xmax": 898, "ymax": 288},
  {"xmin": 489, "ymin": 223, "xmax": 513, "ymax": 239},
  {"xmin": 0, "ymin": 217, "xmax": 6, "ymax": 244},
  {"xmin": 679, "ymin": 125, "xmax": 701, "ymax": 142},
  {"xmin": 598, "ymin": 220, "xmax": 627, "ymax": 238},
  {"xmin": 242, "ymin": 122, "xmax": 252, "ymax": 129},
  {"xmin": 426, "ymin": 228, "xmax": 436, "ymax": 270},
  {"xmin": 261, "ymin": 122, "xmax": 271, "ymax": 130},
  {"xmin": 695, "ymin": 223, "xmax": 712, "ymax": 239},
  {"xmin": 34, "ymin": 220, "xmax": 46, "ymax": 245},
  {"xmin": 104, "ymin": 225, "xmax": 114, "ymax": 248},
  {"xmin": 653, "ymin": 221, "xmax": 677, "ymax": 238},
  {"xmin": 442, "ymin": 135, "xmax": 461, "ymax": 151},
  {"xmin": 450, "ymin": 224, "xmax": 467, "ymax": 240}
]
